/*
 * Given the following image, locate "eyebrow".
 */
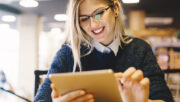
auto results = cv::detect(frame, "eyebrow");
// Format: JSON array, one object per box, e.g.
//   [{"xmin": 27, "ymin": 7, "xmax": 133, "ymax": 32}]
[{"xmin": 79, "ymin": 7, "xmax": 104, "ymax": 17}]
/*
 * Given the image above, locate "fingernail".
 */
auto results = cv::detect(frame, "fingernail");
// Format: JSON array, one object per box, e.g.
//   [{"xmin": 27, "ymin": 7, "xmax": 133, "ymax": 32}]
[
  {"xmin": 88, "ymin": 94, "xmax": 93, "ymax": 98},
  {"xmin": 119, "ymin": 80, "xmax": 124, "ymax": 86},
  {"xmin": 80, "ymin": 90, "xmax": 85, "ymax": 95},
  {"xmin": 89, "ymin": 99, "xmax": 95, "ymax": 102}
]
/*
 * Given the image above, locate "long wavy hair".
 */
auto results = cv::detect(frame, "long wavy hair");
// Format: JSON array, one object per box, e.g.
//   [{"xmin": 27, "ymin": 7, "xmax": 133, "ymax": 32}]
[{"xmin": 64, "ymin": 0, "xmax": 132, "ymax": 72}]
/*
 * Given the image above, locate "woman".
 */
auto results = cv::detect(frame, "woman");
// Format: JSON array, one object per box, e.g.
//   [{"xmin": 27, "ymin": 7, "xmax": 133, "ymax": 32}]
[{"xmin": 34, "ymin": 0, "xmax": 173, "ymax": 102}]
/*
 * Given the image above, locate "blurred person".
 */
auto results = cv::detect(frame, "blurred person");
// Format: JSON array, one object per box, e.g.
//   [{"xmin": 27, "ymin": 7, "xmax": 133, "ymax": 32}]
[
  {"xmin": 0, "ymin": 70, "xmax": 15, "ymax": 102},
  {"xmin": 34, "ymin": 0, "xmax": 173, "ymax": 102},
  {"xmin": 0, "ymin": 70, "xmax": 14, "ymax": 92}
]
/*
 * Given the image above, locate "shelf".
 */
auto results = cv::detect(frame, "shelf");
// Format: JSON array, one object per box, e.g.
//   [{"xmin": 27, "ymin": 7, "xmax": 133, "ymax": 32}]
[{"xmin": 163, "ymin": 69, "xmax": 180, "ymax": 73}]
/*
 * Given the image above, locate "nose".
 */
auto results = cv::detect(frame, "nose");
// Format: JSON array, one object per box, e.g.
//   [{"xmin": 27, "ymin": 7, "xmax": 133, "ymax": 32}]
[{"xmin": 90, "ymin": 17, "xmax": 100, "ymax": 28}]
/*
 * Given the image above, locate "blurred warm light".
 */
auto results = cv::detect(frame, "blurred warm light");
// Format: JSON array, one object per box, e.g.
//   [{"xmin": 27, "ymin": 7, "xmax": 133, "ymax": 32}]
[
  {"xmin": 2, "ymin": 15, "xmax": 16, "ymax": 22},
  {"xmin": 50, "ymin": 28, "xmax": 62, "ymax": 34},
  {"xmin": 145, "ymin": 17, "xmax": 174, "ymax": 25},
  {"xmin": 122, "ymin": 0, "xmax": 139, "ymax": 3},
  {"xmin": 54, "ymin": 14, "xmax": 67, "ymax": 21},
  {"xmin": 19, "ymin": 0, "xmax": 39, "ymax": 8}
]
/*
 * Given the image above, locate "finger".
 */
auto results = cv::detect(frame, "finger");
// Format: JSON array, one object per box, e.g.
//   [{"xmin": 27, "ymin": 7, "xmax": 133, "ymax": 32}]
[
  {"xmin": 71, "ymin": 93, "xmax": 94, "ymax": 102},
  {"xmin": 60, "ymin": 90, "xmax": 86, "ymax": 102},
  {"xmin": 140, "ymin": 77, "xmax": 150, "ymax": 89},
  {"xmin": 122, "ymin": 67, "xmax": 136, "ymax": 83},
  {"xmin": 114, "ymin": 72, "xmax": 123, "ymax": 78},
  {"xmin": 85, "ymin": 98, "xmax": 95, "ymax": 102},
  {"xmin": 115, "ymin": 72, "xmax": 123, "ymax": 87},
  {"xmin": 131, "ymin": 70, "xmax": 143, "ymax": 82},
  {"xmin": 140, "ymin": 78, "xmax": 150, "ymax": 101},
  {"xmin": 51, "ymin": 83, "xmax": 59, "ymax": 98}
]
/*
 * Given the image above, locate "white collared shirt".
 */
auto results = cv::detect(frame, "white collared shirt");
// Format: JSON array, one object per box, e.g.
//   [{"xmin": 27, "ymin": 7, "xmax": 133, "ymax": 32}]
[{"xmin": 92, "ymin": 37, "xmax": 120, "ymax": 56}]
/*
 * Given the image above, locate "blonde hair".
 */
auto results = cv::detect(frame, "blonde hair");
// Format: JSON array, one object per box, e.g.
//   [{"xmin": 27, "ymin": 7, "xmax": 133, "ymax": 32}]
[{"xmin": 65, "ymin": 0, "xmax": 132, "ymax": 72}]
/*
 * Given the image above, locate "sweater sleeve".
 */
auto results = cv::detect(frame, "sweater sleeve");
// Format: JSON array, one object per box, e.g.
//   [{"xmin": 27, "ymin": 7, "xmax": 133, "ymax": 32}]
[
  {"xmin": 140, "ymin": 41, "xmax": 174, "ymax": 102},
  {"xmin": 34, "ymin": 45, "xmax": 71, "ymax": 102}
]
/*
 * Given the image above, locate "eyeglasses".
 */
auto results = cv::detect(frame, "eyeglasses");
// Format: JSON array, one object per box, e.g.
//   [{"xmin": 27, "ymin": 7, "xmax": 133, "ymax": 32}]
[{"xmin": 79, "ymin": 5, "xmax": 113, "ymax": 25}]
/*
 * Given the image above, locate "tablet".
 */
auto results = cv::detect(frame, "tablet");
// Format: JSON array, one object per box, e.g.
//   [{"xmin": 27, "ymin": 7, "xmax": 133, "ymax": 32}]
[{"xmin": 49, "ymin": 69, "xmax": 122, "ymax": 102}]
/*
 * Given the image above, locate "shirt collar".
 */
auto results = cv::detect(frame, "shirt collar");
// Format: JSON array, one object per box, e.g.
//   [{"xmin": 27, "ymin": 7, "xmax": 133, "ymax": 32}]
[{"xmin": 92, "ymin": 37, "xmax": 120, "ymax": 56}]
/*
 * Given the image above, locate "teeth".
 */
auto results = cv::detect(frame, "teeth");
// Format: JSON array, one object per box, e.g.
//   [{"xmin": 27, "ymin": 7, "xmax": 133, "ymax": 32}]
[{"xmin": 93, "ymin": 28, "xmax": 103, "ymax": 34}]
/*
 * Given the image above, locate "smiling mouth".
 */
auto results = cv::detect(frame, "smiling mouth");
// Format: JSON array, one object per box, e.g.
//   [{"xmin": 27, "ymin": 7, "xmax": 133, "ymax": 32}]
[{"xmin": 92, "ymin": 27, "xmax": 105, "ymax": 35}]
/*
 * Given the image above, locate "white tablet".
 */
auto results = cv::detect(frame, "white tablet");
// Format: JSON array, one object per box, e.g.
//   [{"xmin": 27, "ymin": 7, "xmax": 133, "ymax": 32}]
[{"xmin": 49, "ymin": 69, "xmax": 122, "ymax": 102}]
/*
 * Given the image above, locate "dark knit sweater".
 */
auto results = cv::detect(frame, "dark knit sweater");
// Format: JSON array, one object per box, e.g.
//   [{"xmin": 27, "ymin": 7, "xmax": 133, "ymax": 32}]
[{"xmin": 34, "ymin": 38, "xmax": 174, "ymax": 102}]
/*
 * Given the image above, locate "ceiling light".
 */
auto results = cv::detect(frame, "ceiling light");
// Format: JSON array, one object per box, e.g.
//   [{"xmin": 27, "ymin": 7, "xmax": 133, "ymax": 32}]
[
  {"xmin": 50, "ymin": 28, "xmax": 62, "ymax": 34},
  {"xmin": 122, "ymin": 0, "xmax": 140, "ymax": 4},
  {"xmin": 54, "ymin": 14, "xmax": 67, "ymax": 21},
  {"xmin": 2, "ymin": 15, "xmax": 16, "ymax": 22},
  {"xmin": 19, "ymin": 0, "xmax": 39, "ymax": 8}
]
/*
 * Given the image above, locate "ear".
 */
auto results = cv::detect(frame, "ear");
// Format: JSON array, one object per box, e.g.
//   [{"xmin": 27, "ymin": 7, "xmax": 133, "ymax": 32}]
[{"xmin": 113, "ymin": 0, "xmax": 119, "ymax": 14}]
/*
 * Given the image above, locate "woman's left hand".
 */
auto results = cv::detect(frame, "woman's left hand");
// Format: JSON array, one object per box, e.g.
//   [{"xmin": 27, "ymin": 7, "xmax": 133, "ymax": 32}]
[{"xmin": 115, "ymin": 67, "xmax": 150, "ymax": 102}]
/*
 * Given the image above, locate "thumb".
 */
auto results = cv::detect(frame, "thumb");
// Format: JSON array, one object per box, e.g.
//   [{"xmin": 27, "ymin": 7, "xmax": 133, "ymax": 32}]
[
  {"xmin": 51, "ymin": 83, "xmax": 59, "ymax": 98},
  {"xmin": 116, "ymin": 78, "xmax": 124, "ymax": 92},
  {"xmin": 114, "ymin": 72, "xmax": 124, "ymax": 92},
  {"xmin": 114, "ymin": 72, "xmax": 123, "ymax": 78}
]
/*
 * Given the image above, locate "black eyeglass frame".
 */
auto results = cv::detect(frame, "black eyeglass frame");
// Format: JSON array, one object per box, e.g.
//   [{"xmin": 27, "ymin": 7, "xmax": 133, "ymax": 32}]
[{"xmin": 79, "ymin": 5, "xmax": 114, "ymax": 22}]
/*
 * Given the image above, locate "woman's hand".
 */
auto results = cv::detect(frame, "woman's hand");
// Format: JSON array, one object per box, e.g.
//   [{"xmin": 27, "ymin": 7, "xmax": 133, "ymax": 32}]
[
  {"xmin": 51, "ymin": 84, "xmax": 94, "ymax": 102},
  {"xmin": 115, "ymin": 67, "xmax": 150, "ymax": 102}
]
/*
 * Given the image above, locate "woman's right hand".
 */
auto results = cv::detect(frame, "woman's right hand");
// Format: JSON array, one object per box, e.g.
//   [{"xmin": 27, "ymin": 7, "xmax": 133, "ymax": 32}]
[
  {"xmin": 51, "ymin": 84, "xmax": 94, "ymax": 102},
  {"xmin": 115, "ymin": 67, "xmax": 150, "ymax": 102}
]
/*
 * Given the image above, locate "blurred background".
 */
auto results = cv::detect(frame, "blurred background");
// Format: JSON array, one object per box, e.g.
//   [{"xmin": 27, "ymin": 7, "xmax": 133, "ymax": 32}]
[{"xmin": 0, "ymin": 0, "xmax": 180, "ymax": 101}]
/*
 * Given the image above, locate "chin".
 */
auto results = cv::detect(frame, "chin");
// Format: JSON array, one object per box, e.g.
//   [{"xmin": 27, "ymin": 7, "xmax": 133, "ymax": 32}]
[{"xmin": 96, "ymin": 38, "xmax": 105, "ymax": 43}]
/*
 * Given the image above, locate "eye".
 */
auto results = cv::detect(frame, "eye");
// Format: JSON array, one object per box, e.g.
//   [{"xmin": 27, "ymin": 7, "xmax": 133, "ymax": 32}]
[
  {"xmin": 97, "ymin": 10, "xmax": 105, "ymax": 15},
  {"xmin": 80, "ymin": 17, "xmax": 89, "ymax": 22}
]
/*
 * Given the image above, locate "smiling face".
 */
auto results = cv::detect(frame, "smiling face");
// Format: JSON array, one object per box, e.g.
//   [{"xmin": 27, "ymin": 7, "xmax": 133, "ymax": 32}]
[{"xmin": 79, "ymin": 0, "xmax": 116, "ymax": 46}]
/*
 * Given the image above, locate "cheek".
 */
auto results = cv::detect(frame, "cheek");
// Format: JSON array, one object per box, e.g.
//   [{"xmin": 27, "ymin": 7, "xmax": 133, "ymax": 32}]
[
  {"xmin": 103, "ymin": 16, "xmax": 115, "ymax": 30},
  {"xmin": 81, "ymin": 25, "xmax": 90, "ymax": 32},
  {"xmin": 80, "ymin": 25, "xmax": 93, "ymax": 37},
  {"xmin": 102, "ymin": 20, "xmax": 114, "ymax": 32},
  {"xmin": 109, "ymin": 19, "xmax": 116, "ymax": 32}
]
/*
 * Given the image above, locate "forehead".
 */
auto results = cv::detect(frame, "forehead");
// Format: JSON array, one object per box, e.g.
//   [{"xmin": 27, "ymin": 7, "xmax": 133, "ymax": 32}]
[{"xmin": 79, "ymin": 0, "xmax": 109, "ymax": 15}]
